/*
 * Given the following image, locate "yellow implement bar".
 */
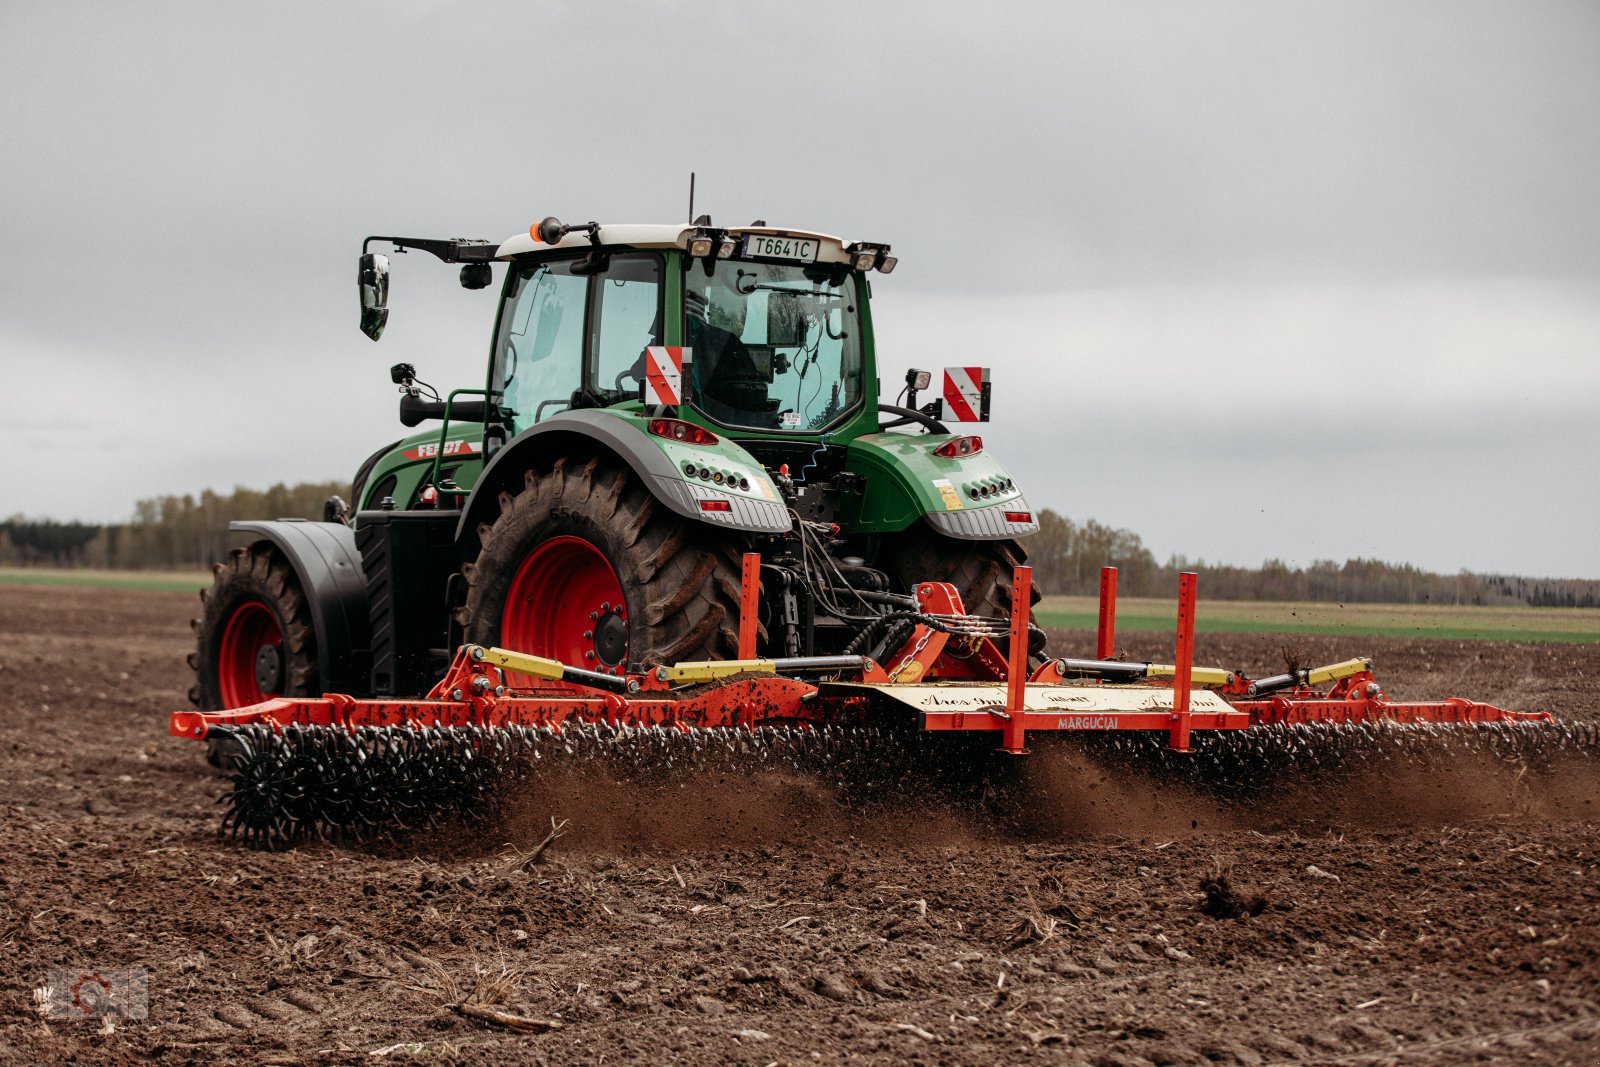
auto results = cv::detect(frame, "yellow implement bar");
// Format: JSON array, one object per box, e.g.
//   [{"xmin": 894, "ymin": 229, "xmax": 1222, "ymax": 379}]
[
  {"xmin": 470, "ymin": 645, "xmax": 567, "ymax": 682},
  {"xmin": 1307, "ymin": 657, "xmax": 1373, "ymax": 686},
  {"xmin": 1145, "ymin": 664, "xmax": 1235, "ymax": 688},
  {"xmin": 657, "ymin": 659, "xmax": 778, "ymax": 684}
]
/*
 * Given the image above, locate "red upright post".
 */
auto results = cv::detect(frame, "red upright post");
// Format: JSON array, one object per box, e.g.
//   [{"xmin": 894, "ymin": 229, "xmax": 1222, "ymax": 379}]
[
  {"xmin": 1003, "ymin": 566, "xmax": 1032, "ymax": 753},
  {"xmin": 1170, "ymin": 571, "xmax": 1196, "ymax": 752},
  {"xmin": 738, "ymin": 553, "xmax": 761, "ymax": 660},
  {"xmin": 1096, "ymin": 566, "xmax": 1118, "ymax": 660}
]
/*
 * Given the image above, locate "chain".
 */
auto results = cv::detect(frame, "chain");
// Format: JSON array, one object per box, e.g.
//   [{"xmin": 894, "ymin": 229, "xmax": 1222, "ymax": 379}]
[{"xmin": 888, "ymin": 625, "xmax": 935, "ymax": 682}]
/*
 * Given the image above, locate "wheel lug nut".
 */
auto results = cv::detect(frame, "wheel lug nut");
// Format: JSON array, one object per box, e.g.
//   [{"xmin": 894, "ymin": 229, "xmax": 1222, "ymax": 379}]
[
  {"xmin": 583, "ymin": 630, "xmax": 594, "ymax": 639},
  {"xmin": 600, "ymin": 602, "xmax": 611, "ymax": 612},
  {"xmin": 585, "ymin": 651, "xmax": 596, "ymax": 660},
  {"xmin": 589, "ymin": 611, "xmax": 599, "ymax": 620}
]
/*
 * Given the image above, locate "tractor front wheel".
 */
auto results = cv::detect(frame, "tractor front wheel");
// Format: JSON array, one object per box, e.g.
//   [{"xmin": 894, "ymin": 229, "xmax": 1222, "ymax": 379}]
[
  {"xmin": 461, "ymin": 456, "xmax": 748, "ymax": 677},
  {"xmin": 189, "ymin": 543, "xmax": 319, "ymax": 767},
  {"xmin": 190, "ymin": 543, "xmax": 319, "ymax": 709}
]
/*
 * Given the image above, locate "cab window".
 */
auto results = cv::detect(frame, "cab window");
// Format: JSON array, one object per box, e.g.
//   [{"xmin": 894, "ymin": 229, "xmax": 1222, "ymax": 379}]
[
  {"xmin": 592, "ymin": 255, "xmax": 663, "ymax": 404},
  {"xmin": 684, "ymin": 260, "xmax": 862, "ymax": 432},
  {"xmin": 494, "ymin": 259, "xmax": 587, "ymax": 429},
  {"xmin": 492, "ymin": 255, "xmax": 664, "ymax": 429}
]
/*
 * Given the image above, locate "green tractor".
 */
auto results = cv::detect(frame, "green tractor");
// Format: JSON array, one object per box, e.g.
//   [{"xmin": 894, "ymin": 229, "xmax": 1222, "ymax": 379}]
[{"xmin": 189, "ymin": 216, "xmax": 1041, "ymax": 712}]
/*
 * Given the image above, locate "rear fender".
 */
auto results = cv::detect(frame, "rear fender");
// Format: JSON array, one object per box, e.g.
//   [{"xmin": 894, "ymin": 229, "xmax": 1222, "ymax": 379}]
[
  {"xmin": 454, "ymin": 409, "xmax": 789, "ymax": 548},
  {"xmin": 231, "ymin": 520, "xmax": 371, "ymax": 694},
  {"xmin": 841, "ymin": 432, "xmax": 1041, "ymax": 540}
]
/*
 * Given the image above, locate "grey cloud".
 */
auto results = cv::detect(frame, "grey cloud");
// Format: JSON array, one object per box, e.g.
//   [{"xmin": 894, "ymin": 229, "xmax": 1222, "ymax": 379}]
[{"xmin": 1, "ymin": 0, "xmax": 1595, "ymax": 575}]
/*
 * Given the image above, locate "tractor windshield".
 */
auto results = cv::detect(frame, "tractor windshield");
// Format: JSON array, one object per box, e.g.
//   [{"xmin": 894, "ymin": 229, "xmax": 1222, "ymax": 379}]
[{"xmin": 684, "ymin": 261, "xmax": 863, "ymax": 433}]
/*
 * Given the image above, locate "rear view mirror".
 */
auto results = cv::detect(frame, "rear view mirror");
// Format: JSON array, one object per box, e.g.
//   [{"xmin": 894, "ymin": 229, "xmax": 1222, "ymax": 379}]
[
  {"xmin": 766, "ymin": 292, "xmax": 806, "ymax": 347},
  {"xmin": 359, "ymin": 253, "xmax": 390, "ymax": 341}
]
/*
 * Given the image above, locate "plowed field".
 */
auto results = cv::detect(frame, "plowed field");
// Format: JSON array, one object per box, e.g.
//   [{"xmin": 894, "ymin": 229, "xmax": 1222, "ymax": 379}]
[{"xmin": 2, "ymin": 585, "xmax": 1597, "ymax": 1065}]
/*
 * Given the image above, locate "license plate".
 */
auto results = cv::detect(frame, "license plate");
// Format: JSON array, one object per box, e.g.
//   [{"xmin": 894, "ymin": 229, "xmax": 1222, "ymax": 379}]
[{"xmin": 741, "ymin": 234, "xmax": 818, "ymax": 263}]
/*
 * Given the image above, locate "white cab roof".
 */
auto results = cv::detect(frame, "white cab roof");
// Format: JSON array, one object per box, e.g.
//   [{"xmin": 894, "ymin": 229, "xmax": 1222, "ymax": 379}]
[{"xmin": 495, "ymin": 223, "xmax": 858, "ymax": 264}]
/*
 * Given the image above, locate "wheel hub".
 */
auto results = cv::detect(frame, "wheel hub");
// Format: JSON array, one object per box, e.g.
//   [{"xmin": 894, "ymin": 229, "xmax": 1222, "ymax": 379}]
[
  {"xmin": 592, "ymin": 606, "xmax": 628, "ymax": 667},
  {"xmin": 254, "ymin": 643, "xmax": 284, "ymax": 694}
]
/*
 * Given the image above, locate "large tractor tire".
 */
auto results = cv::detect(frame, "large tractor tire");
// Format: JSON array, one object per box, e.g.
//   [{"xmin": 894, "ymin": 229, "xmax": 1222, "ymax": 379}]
[
  {"xmin": 189, "ymin": 543, "xmax": 319, "ymax": 767},
  {"xmin": 879, "ymin": 523, "xmax": 1046, "ymax": 658},
  {"xmin": 189, "ymin": 543, "xmax": 319, "ymax": 709},
  {"xmin": 460, "ymin": 455, "xmax": 747, "ymax": 676}
]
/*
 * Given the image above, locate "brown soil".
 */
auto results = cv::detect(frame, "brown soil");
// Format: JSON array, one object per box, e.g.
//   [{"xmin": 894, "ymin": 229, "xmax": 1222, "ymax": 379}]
[{"xmin": 2, "ymin": 585, "xmax": 1598, "ymax": 1065}]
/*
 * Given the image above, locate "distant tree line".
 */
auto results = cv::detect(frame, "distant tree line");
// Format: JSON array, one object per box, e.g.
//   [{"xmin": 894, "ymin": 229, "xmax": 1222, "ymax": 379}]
[
  {"xmin": 3, "ymin": 489, "xmax": 1596, "ymax": 608},
  {"xmin": 1015, "ymin": 513, "xmax": 1597, "ymax": 608},
  {"xmin": 1, "ymin": 482, "xmax": 346, "ymax": 571}
]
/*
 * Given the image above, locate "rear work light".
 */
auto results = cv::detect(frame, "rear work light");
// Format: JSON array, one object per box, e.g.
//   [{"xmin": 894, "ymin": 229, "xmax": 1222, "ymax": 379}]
[
  {"xmin": 699, "ymin": 499, "xmax": 732, "ymax": 512},
  {"xmin": 932, "ymin": 435, "xmax": 983, "ymax": 458},
  {"xmin": 648, "ymin": 418, "xmax": 719, "ymax": 446},
  {"xmin": 1005, "ymin": 511, "xmax": 1033, "ymax": 524}
]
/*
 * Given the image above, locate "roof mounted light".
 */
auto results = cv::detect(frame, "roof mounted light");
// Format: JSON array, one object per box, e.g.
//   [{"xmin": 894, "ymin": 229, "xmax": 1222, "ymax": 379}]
[
  {"xmin": 531, "ymin": 216, "xmax": 601, "ymax": 246},
  {"xmin": 687, "ymin": 227, "xmax": 715, "ymax": 258},
  {"xmin": 846, "ymin": 241, "xmax": 896, "ymax": 273},
  {"xmin": 716, "ymin": 235, "xmax": 738, "ymax": 259}
]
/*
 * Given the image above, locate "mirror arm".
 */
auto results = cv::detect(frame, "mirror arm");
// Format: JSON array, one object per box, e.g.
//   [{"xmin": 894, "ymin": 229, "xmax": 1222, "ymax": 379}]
[
  {"xmin": 363, "ymin": 236, "xmax": 497, "ymax": 263},
  {"xmin": 399, "ymin": 394, "xmax": 489, "ymax": 427}
]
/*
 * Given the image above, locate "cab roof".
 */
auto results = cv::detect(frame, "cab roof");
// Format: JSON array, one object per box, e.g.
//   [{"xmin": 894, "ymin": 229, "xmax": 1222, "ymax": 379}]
[{"xmin": 495, "ymin": 223, "xmax": 855, "ymax": 264}]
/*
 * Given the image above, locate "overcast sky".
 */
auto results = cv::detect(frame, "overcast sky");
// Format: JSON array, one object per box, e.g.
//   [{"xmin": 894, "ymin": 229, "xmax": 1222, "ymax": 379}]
[{"xmin": 3, "ymin": 1, "xmax": 1596, "ymax": 577}]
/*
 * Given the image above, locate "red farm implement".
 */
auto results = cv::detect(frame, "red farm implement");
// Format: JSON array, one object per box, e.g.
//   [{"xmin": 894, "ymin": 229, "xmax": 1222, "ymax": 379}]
[{"xmin": 172, "ymin": 562, "xmax": 1592, "ymax": 849}]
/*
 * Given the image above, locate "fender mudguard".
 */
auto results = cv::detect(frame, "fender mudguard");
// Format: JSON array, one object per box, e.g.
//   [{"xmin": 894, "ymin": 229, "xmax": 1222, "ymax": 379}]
[
  {"xmin": 231, "ymin": 519, "xmax": 371, "ymax": 694},
  {"xmin": 455, "ymin": 409, "xmax": 789, "ymax": 547}
]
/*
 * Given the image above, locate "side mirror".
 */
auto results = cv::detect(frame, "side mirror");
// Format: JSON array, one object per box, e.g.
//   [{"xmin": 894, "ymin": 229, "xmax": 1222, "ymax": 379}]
[{"xmin": 359, "ymin": 253, "xmax": 390, "ymax": 341}]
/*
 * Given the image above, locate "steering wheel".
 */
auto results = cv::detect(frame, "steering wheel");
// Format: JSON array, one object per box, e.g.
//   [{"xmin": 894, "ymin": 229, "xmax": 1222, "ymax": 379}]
[
  {"xmin": 535, "ymin": 398, "xmax": 570, "ymax": 421},
  {"xmin": 614, "ymin": 363, "xmax": 644, "ymax": 392}
]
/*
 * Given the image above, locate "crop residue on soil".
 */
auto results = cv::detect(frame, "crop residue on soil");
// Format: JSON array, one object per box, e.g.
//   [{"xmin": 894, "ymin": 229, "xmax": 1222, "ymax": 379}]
[{"xmin": 2, "ymin": 583, "xmax": 1599, "ymax": 1065}]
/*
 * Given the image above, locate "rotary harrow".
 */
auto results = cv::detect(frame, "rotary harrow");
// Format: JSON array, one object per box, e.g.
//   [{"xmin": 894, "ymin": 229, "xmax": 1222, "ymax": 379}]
[{"xmin": 173, "ymin": 564, "xmax": 1596, "ymax": 848}]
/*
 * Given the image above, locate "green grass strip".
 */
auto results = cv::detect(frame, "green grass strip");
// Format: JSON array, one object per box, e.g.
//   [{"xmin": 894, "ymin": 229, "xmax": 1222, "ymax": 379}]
[
  {"xmin": 0, "ymin": 569, "xmax": 207, "ymax": 593},
  {"xmin": 1034, "ymin": 610, "xmax": 1600, "ymax": 644}
]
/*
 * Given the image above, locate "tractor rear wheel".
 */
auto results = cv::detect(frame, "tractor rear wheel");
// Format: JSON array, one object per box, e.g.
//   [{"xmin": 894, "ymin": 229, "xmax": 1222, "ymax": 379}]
[
  {"xmin": 880, "ymin": 524, "xmax": 1045, "ymax": 658},
  {"xmin": 461, "ymin": 455, "xmax": 747, "ymax": 676},
  {"xmin": 189, "ymin": 542, "xmax": 319, "ymax": 766}
]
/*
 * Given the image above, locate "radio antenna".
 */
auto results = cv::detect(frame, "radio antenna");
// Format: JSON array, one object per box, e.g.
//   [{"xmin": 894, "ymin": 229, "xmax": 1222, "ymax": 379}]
[{"xmin": 687, "ymin": 172, "xmax": 696, "ymax": 223}]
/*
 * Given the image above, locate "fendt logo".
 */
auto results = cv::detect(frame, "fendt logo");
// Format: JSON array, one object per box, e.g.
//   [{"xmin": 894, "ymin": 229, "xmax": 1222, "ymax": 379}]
[{"xmin": 401, "ymin": 440, "xmax": 483, "ymax": 461}]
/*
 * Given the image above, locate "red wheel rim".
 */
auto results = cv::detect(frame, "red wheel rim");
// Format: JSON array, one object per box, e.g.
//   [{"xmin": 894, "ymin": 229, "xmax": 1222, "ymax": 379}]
[
  {"xmin": 218, "ymin": 601, "xmax": 284, "ymax": 708},
  {"xmin": 502, "ymin": 535, "xmax": 629, "ymax": 682}
]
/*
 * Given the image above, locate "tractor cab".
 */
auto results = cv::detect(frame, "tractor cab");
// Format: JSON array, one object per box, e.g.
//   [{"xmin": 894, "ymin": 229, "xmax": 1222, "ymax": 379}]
[
  {"xmin": 475, "ymin": 220, "xmax": 890, "ymax": 446},
  {"xmin": 358, "ymin": 221, "xmax": 894, "ymax": 446}
]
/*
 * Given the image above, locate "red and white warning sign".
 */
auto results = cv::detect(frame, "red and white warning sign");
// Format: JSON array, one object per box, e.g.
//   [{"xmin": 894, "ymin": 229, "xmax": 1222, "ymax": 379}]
[
  {"xmin": 942, "ymin": 366, "xmax": 991, "ymax": 422},
  {"xmin": 644, "ymin": 346, "xmax": 689, "ymax": 406}
]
